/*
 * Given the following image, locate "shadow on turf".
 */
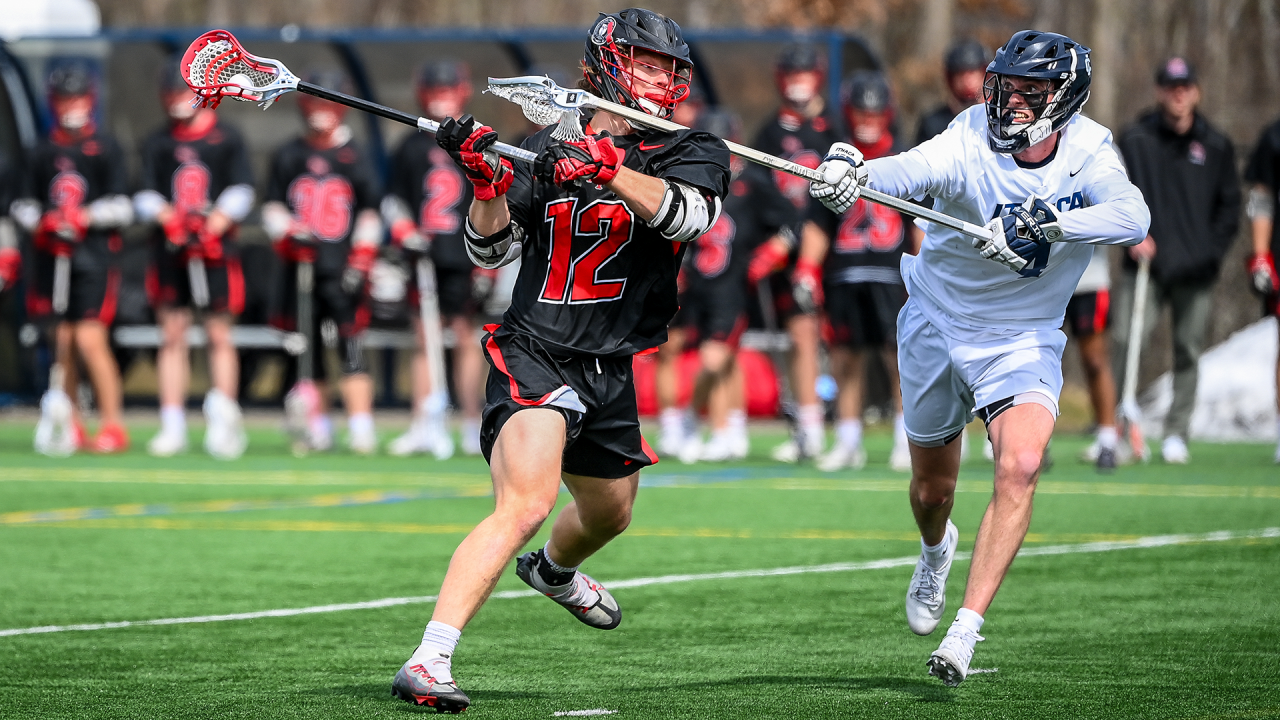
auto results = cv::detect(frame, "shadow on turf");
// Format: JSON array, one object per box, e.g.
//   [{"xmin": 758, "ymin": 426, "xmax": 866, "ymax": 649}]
[
  {"xmin": 658, "ymin": 675, "xmax": 953, "ymax": 703},
  {"xmin": 327, "ymin": 682, "xmax": 551, "ymax": 707}
]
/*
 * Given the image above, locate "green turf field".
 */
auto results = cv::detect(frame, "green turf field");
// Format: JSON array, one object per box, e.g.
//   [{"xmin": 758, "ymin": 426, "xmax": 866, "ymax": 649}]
[{"xmin": 0, "ymin": 420, "xmax": 1277, "ymax": 719}]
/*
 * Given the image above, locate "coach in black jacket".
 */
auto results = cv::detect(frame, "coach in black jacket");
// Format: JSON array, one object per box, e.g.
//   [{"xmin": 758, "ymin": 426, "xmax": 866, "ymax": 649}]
[{"xmin": 1113, "ymin": 57, "xmax": 1241, "ymax": 464}]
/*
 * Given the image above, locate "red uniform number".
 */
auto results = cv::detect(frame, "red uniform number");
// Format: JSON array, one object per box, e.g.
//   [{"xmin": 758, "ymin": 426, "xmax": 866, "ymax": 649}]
[
  {"xmin": 693, "ymin": 213, "xmax": 736, "ymax": 278},
  {"xmin": 540, "ymin": 199, "xmax": 633, "ymax": 304},
  {"xmin": 289, "ymin": 175, "xmax": 355, "ymax": 242},
  {"xmin": 420, "ymin": 149, "xmax": 464, "ymax": 235},
  {"xmin": 834, "ymin": 202, "xmax": 903, "ymax": 254}
]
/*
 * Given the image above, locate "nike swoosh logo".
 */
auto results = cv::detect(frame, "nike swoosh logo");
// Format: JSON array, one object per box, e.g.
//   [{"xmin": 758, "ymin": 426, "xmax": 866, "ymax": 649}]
[
  {"xmin": 1069, "ymin": 166, "xmax": 1084, "ymax": 177},
  {"xmin": 638, "ymin": 141, "xmax": 665, "ymax": 151}
]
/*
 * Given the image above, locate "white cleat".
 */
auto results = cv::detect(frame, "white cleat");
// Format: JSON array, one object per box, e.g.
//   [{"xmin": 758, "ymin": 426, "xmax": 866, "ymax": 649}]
[
  {"xmin": 34, "ymin": 387, "xmax": 77, "ymax": 458},
  {"xmin": 1161, "ymin": 435, "xmax": 1190, "ymax": 464},
  {"xmin": 928, "ymin": 625, "xmax": 984, "ymax": 687},
  {"xmin": 699, "ymin": 432, "xmax": 741, "ymax": 462},
  {"xmin": 387, "ymin": 427, "xmax": 426, "ymax": 457},
  {"xmin": 816, "ymin": 443, "xmax": 866, "ymax": 472},
  {"xmin": 678, "ymin": 434, "xmax": 703, "ymax": 465},
  {"xmin": 907, "ymin": 520, "xmax": 958, "ymax": 636},
  {"xmin": 203, "ymin": 391, "xmax": 247, "ymax": 460},
  {"xmin": 147, "ymin": 428, "xmax": 189, "ymax": 457},
  {"xmin": 889, "ymin": 442, "xmax": 912, "ymax": 472},
  {"xmin": 348, "ymin": 427, "xmax": 378, "ymax": 455},
  {"xmin": 728, "ymin": 430, "xmax": 749, "ymax": 460}
]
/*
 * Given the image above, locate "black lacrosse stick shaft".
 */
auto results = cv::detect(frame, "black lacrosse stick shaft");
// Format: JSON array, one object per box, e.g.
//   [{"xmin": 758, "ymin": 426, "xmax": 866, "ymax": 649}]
[{"xmin": 296, "ymin": 81, "xmax": 422, "ymax": 131}]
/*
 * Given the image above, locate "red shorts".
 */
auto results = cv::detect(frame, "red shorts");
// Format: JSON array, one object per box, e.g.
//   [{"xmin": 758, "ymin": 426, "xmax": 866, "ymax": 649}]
[{"xmin": 1065, "ymin": 289, "xmax": 1110, "ymax": 337}]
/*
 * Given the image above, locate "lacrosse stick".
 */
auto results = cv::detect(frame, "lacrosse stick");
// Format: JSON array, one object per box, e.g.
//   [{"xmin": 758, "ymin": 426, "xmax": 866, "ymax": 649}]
[
  {"xmin": 182, "ymin": 30, "xmax": 537, "ymax": 166},
  {"xmin": 1117, "ymin": 257, "xmax": 1151, "ymax": 462},
  {"xmin": 188, "ymin": 255, "xmax": 210, "ymax": 309},
  {"xmin": 487, "ymin": 75, "xmax": 992, "ymax": 241},
  {"xmin": 756, "ymin": 277, "xmax": 806, "ymax": 461},
  {"xmin": 283, "ymin": 259, "xmax": 320, "ymax": 456},
  {"xmin": 52, "ymin": 254, "xmax": 70, "ymax": 316},
  {"xmin": 416, "ymin": 256, "xmax": 451, "ymax": 421},
  {"xmin": 0, "ymin": 217, "xmax": 16, "ymax": 294}
]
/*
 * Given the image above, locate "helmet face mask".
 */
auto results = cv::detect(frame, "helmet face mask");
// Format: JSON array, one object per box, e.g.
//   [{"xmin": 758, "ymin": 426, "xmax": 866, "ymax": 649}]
[
  {"xmin": 583, "ymin": 9, "xmax": 693, "ymax": 120},
  {"xmin": 983, "ymin": 30, "xmax": 1091, "ymax": 154},
  {"xmin": 48, "ymin": 60, "xmax": 97, "ymax": 132},
  {"xmin": 417, "ymin": 60, "xmax": 472, "ymax": 121}
]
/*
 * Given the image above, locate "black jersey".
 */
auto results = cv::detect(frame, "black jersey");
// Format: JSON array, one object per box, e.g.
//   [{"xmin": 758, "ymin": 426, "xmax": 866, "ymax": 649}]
[
  {"xmin": 265, "ymin": 135, "xmax": 380, "ymax": 276},
  {"xmin": 687, "ymin": 161, "xmax": 796, "ymax": 291},
  {"xmin": 915, "ymin": 104, "xmax": 957, "ymax": 146},
  {"xmin": 499, "ymin": 124, "xmax": 730, "ymax": 358},
  {"xmin": 26, "ymin": 131, "xmax": 129, "ymax": 242},
  {"xmin": 753, "ymin": 106, "xmax": 842, "ymax": 212},
  {"xmin": 138, "ymin": 119, "xmax": 253, "ymax": 226},
  {"xmin": 387, "ymin": 131, "xmax": 473, "ymax": 271},
  {"xmin": 1245, "ymin": 119, "xmax": 1280, "ymax": 259},
  {"xmin": 808, "ymin": 136, "xmax": 909, "ymax": 286}
]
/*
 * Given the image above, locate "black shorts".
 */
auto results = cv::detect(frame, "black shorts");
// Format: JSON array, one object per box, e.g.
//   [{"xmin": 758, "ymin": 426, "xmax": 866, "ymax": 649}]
[
  {"xmin": 769, "ymin": 269, "xmax": 807, "ymax": 319},
  {"xmin": 480, "ymin": 326, "xmax": 658, "ymax": 480},
  {"xmin": 147, "ymin": 240, "xmax": 245, "ymax": 315},
  {"xmin": 408, "ymin": 265, "xmax": 481, "ymax": 319},
  {"xmin": 1065, "ymin": 289, "xmax": 1110, "ymax": 337},
  {"xmin": 271, "ymin": 263, "xmax": 371, "ymax": 378},
  {"xmin": 25, "ymin": 236, "xmax": 121, "ymax": 323},
  {"xmin": 824, "ymin": 281, "xmax": 905, "ymax": 349},
  {"xmin": 682, "ymin": 283, "xmax": 747, "ymax": 346}
]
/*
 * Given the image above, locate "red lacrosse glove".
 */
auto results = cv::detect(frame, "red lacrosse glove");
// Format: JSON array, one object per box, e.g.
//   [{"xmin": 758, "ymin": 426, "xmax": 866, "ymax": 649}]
[
  {"xmin": 534, "ymin": 133, "xmax": 624, "ymax": 188},
  {"xmin": 1248, "ymin": 252, "xmax": 1278, "ymax": 297},
  {"xmin": 35, "ymin": 208, "xmax": 88, "ymax": 255},
  {"xmin": 342, "ymin": 243, "xmax": 378, "ymax": 294},
  {"xmin": 791, "ymin": 258, "xmax": 824, "ymax": 315},
  {"xmin": 436, "ymin": 114, "xmax": 514, "ymax": 201},
  {"xmin": 471, "ymin": 266, "xmax": 498, "ymax": 303},
  {"xmin": 273, "ymin": 220, "xmax": 316, "ymax": 264},
  {"xmin": 389, "ymin": 218, "xmax": 430, "ymax": 255},
  {"xmin": 748, "ymin": 238, "xmax": 792, "ymax": 285},
  {"xmin": 197, "ymin": 225, "xmax": 224, "ymax": 262},
  {"xmin": 0, "ymin": 247, "xmax": 20, "ymax": 288}
]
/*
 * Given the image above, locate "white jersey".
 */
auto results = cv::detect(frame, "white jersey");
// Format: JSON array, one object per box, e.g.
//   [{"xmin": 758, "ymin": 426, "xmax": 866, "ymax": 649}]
[{"xmin": 868, "ymin": 105, "xmax": 1149, "ymax": 335}]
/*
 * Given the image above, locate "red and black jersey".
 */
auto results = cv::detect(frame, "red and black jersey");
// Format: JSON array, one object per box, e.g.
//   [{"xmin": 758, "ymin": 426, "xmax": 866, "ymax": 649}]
[
  {"xmin": 387, "ymin": 131, "xmax": 474, "ymax": 271},
  {"xmin": 25, "ymin": 131, "xmax": 129, "ymax": 240},
  {"xmin": 807, "ymin": 136, "xmax": 909, "ymax": 286},
  {"xmin": 500, "ymin": 124, "xmax": 730, "ymax": 358},
  {"xmin": 1245, "ymin": 118, "xmax": 1280, "ymax": 260},
  {"xmin": 753, "ymin": 106, "xmax": 842, "ymax": 212},
  {"xmin": 265, "ymin": 136, "xmax": 380, "ymax": 276},
  {"xmin": 138, "ymin": 117, "xmax": 253, "ymax": 224},
  {"xmin": 687, "ymin": 161, "xmax": 796, "ymax": 291}
]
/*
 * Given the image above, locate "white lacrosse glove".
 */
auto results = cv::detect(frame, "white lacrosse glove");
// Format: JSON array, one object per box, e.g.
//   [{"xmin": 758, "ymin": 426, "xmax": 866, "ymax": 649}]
[
  {"xmin": 975, "ymin": 196, "xmax": 1064, "ymax": 278},
  {"xmin": 809, "ymin": 142, "xmax": 868, "ymax": 214}
]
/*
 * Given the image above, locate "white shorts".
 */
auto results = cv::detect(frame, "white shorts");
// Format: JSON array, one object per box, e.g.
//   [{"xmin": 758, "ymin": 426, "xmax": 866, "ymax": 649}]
[{"xmin": 897, "ymin": 298, "xmax": 1065, "ymax": 447}]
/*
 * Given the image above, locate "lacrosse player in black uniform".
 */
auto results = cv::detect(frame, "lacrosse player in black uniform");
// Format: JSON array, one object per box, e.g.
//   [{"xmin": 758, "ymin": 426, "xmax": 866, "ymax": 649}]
[
  {"xmin": 12, "ymin": 61, "xmax": 133, "ymax": 454},
  {"xmin": 136, "ymin": 59, "xmax": 254, "ymax": 460},
  {"xmin": 675, "ymin": 109, "xmax": 798, "ymax": 463},
  {"xmin": 749, "ymin": 44, "xmax": 843, "ymax": 462},
  {"xmin": 803, "ymin": 71, "xmax": 912, "ymax": 473},
  {"xmin": 262, "ymin": 71, "xmax": 382, "ymax": 454},
  {"xmin": 391, "ymin": 9, "xmax": 730, "ymax": 712},
  {"xmin": 384, "ymin": 60, "xmax": 491, "ymax": 460},
  {"xmin": 1244, "ymin": 117, "xmax": 1280, "ymax": 464}
]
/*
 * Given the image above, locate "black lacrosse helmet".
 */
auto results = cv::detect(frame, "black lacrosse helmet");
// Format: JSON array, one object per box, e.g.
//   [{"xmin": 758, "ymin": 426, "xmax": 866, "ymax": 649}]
[
  {"xmin": 945, "ymin": 39, "xmax": 989, "ymax": 75},
  {"xmin": 418, "ymin": 59, "xmax": 470, "ymax": 90},
  {"xmin": 984, "ymin": 30, "xmax": 1091, "ymax": 154},
  {"xmin": 841, "ymin": 70, "xmax": 891, "ymax": 113},
  {"xmin": 48, "ymin": 58, "xmax": 96, "ymax": 97},
  {"xmin": 159, "ymin": 55, "xmax": 189, "ymax": 94},
  {"xmin": 582, "ymin": 8, "xmax": 693, "ymax": 120},
  {"xmin": 694, "ymin": 107, "xmax": 742, "ymax": 144}
]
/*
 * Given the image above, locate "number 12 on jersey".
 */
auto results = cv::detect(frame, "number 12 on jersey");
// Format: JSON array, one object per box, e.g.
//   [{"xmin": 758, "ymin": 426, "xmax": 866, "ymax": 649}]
[{"xmin": 539, "ymin": 199, "xmax": 633, "ymax": 304}]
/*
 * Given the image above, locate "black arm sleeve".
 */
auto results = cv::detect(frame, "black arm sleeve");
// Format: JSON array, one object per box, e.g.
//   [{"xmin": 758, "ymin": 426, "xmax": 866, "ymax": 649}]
[{"xmin": 1211, "ymin": 139, "xmax": 1242, "ymax": 255}]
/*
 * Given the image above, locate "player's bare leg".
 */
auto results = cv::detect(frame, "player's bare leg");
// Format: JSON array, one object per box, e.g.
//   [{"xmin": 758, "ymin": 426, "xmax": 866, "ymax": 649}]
[
  {"xmin": 883, "ymin": 345, "xmax": 911, "ymax": 471},
  {"xmin": 150, "ymin": 306, "xmax": 192, "ymax": 455},
  {"xmin": 74, "ymin": 319, "xmax": 127, "ymax": 452},
  {"xmin": 52, "ymin": 322, "xmax": 86, "ymax": 446},
  {"xmin": 774, "ymin": 312, "xmax": 823, "ymax": 461},
  {"xmin": 820, "ymin": 347, "xmax": 866, "ymax": 471},
  {"xmin": 203, "ymin": 313, "xmax": 246, "ymax": 459},
  {"xmin": 341, "ymin": 371, "xmax": 376, "ymax": 454},
  {"xmin": 904, "ymin": 434, "xmax": 963, "ymax": 635},
  {"xmin": 449, "ymin": 315, "xmax": 485, "ymax": 455},
  {"xmin": 1275, "ymin": 321, "xmax": 1280, "ymax": 463},
  {"xmin": 1078, "ymin": 332, "xmax": 1119, "ymax": 469},
  {"xmin": 388, "ymin": 318, "xmax": 453, "ymax": 458},
  {"xmin": 656, "ymin": 326, "xmax": 688, "ymax": 455},
  {"xmin": 691, "ymin": 340, "xmax": 745, "ymax": 461}
]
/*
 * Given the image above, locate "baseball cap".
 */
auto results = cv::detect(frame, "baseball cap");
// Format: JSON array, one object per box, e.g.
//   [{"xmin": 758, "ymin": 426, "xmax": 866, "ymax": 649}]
[{"xmin": 1156, "ymin": 56, "xmax": 1196, "ymax": 87}]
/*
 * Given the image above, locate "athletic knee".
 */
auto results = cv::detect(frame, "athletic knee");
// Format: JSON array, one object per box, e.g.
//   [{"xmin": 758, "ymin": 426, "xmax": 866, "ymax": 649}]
[
  {"xmin": 498, "ymin": 497, "xmax": 556, "ymax": 539},
  {"xmin": 995, "ymin": 448, "xmax": 1043, "ymax": 487},
  {"xmin": 912, "ymin": 477, "xmax": 954, "ymax": 510},
  {"xmin": 581, "ymin": 505, "xmax": 632, "ymax": 539}
]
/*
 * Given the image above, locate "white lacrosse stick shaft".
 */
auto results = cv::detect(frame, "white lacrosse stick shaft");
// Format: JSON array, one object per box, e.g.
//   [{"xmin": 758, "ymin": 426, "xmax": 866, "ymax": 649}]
[
  {"xmin": 188, "ymin": 256, "xmax": 211, "ymax": 309},
  {"xmin": 1118, "ymin": 256, "xmax": 1151, "ymax": 461},
  {"xmin": 52, "ymin": 255, "xmax": 71, "ymax": 316},
  {"xmin": 416, "ymin": 257, "xmax": 450, "ymax": 410}
]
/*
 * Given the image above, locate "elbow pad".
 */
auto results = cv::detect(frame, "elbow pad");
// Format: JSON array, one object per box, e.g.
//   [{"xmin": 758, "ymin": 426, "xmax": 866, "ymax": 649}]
[
  {"xmin": 261, "ymin": 202, "xmax": 296, "ymax": 242},
  {"xmin": 10, "ymin": 199, "xmax": 42, "ymax": 232},
  {"xmin": 214, "ymin": 184, "xmax": 255, "ymax": 224},
  {"xmin": 1247, "ymin": 186, "xmax": 1275, "ymax": 220},
  {"xmin": 648, "ymin": 180, "xmax": 721, "ymax": 243},
  {"xmin": 464, "ymin": 217, "xmax": 524, "ymax": 269},
  {"xmin": 87, "ymin": 195, "xmax": 134, "ymax": 229},
  {"xmin": 351, "ymin": 211, "xmax": 382, "ymax": 247}
]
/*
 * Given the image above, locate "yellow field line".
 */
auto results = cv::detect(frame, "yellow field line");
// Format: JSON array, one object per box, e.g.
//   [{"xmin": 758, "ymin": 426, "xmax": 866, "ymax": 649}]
[
  {"xmin": 12, "ymin": 517, "xmax": 1169, "ymax": 545},
  {"xmin": 0, "ymin": 467, "xmax": 487, "ymax": 487}
]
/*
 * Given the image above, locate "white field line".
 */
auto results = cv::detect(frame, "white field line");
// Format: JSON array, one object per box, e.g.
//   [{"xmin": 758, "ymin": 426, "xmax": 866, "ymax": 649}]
[
  {"xmin": 1, "ymin": 526, "xmax": 1275, "ymax": 639},
  {"xmin": 552, "ymin": 711, "xmax": 617, "ymax": 717}
]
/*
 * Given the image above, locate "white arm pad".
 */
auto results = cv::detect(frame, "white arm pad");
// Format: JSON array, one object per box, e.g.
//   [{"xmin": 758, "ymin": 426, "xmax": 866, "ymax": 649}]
[
  {"xmin": 10, "ymin": 199, "xmax": 41, "ymax": 232},
  {"xmin": 648, "ymin": 180, "xmax": 721, "ymax": 243},
  {"xmin": 380, "ymin": 195, "xmax": 414, "ymax": 225},
  {"xmin": 261, "ymin": 202, "xmax": 295, "ymax": 242},
  {"xmin": 214, "ymin": 184, "xmax": 255, "ymax": 224},
  {"xmin": 1248, "ymin": 186, "xmax": 1275, "ymax": 220},
  {"xmin": 87, "ymin": 195, "xmax": 134, "ymax": 229},
  {"xmin": 464, "ymin": 217, "xmax": 524, "ymax": 269},
  {"xmin": 133, "ymin": 190, "xmax": 168, "ymax": 224},
  {"xmin": 351, "ymin": 209, "xmax": 382, "ymax": 247},
  {"xmin": 0, "ymin": 217, "xmax": 17, "ymax": 250}
]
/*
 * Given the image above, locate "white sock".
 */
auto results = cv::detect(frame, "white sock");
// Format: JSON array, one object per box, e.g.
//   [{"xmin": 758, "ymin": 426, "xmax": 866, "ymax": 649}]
[
  {"xmin": 922, "ymin": 532, "xmax": 951, "ymax": 569},
  {"xmin": 894, "ymin": 413, "xmax": 908, "ymax": 444},
  {"xmin": 411, "ymin": 620, "xmax": 461, "ymax": 683},
  {"xmin": 661, "ymin": 408, "xmax": 685, "ymax": 437},
  {"xmin": 799, "ymin": 404, "xmax": 824, "ymax": 441},
  {"xmin": 953, "ymin": 607, "xmax": 985, "ymax": 637},
  {"xmin": 348, "ymin": 412, "xmax": 374, "ymax": 438},
  {"xmin": 726, "ymin": 409, "xmax": 746, "ymax": 435},
  {"xmin": 837, "ymin": 418, "xmax": 863, "ymax": 450},
  {"xmin": 1096, "ymin": 425, "xmax": 1118, "ymax": 450},
  {"xmin": 161, "ymin": 405, "xmax": 186, "ymax": 435},
  {"xmin": 422, "ymin": 391, "xmax": 449, "ymax": 418}
]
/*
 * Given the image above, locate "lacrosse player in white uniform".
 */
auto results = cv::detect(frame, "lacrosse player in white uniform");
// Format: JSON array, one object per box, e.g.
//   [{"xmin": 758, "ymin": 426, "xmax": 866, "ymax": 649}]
[{"xmin": 810, "ymin": 30, "xmax": 1150, "ymax": 686}]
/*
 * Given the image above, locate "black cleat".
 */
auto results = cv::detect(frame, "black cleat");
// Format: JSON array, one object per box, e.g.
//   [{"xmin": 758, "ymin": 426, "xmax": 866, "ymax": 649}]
[
  {"xmin": 516, "ymin": 551, "xmax": 622, "ymax": 629},
  {"xmin": 392, "ymin": 659, "xmax": 471, "ymax": 713},
  {"xmin": 1096, "ymin": 446, "xmax": 1117, "ymax": 473}
]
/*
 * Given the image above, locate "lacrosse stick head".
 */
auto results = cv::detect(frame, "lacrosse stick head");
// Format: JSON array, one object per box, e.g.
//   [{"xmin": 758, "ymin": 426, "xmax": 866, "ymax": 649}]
[
  {"xmin": 182, "ymin": 30, "xmax": 299, "ymax": 109},
  {"xmin": 486, "ymin": 75, "xmax": 588, "ymax": 142}
]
